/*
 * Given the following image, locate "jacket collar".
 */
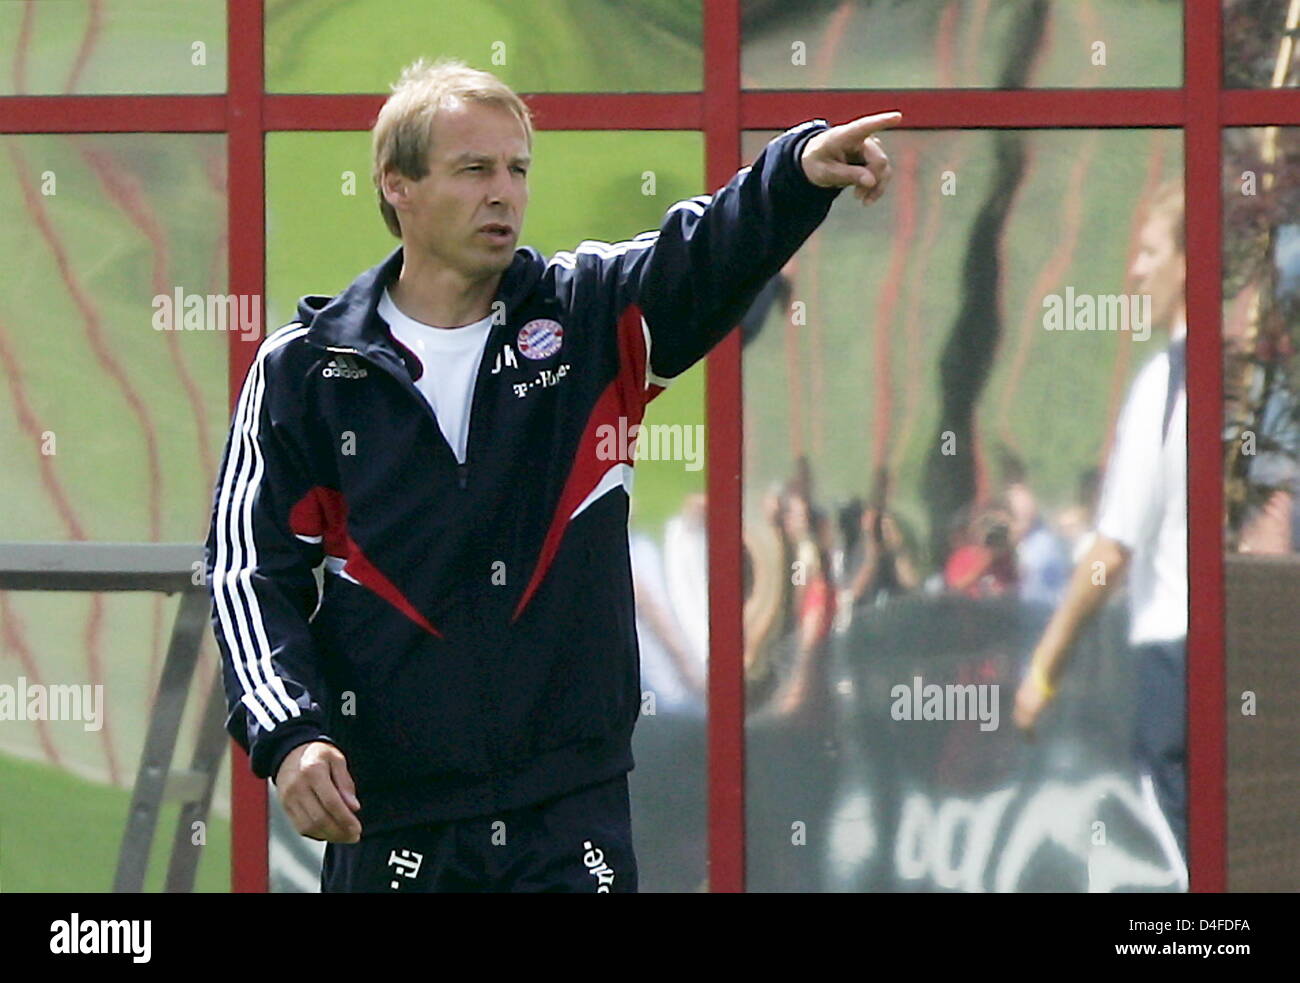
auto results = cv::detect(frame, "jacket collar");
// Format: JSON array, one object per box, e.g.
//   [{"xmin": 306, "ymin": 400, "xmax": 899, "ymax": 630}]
[{"xmin": 297, "ymin": 244, "xmax": 544, "ymax": 357}]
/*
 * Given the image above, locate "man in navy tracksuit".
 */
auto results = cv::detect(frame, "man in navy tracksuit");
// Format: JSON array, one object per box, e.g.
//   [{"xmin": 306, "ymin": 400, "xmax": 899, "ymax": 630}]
[{"xmin": 206, "ymin": 57, "xmax": 897, "ymax": 893}]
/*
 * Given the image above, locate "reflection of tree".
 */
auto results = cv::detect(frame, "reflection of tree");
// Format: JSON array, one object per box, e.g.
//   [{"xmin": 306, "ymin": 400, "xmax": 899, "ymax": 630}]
[
  {"xmin": 1223, "ymin": 3, "xmax": 1300, "ymax": 546},
  {"xmin": 920, "ymin": 0, "xmax": 1047, "ymax": 566},
  {"xmin": 1222, "ymin": 126, "xmax": 1300, "ymax": 546},
  {"xmin": 1224, "ymin": 0, "xmax": 1300, "ymax": 89}
]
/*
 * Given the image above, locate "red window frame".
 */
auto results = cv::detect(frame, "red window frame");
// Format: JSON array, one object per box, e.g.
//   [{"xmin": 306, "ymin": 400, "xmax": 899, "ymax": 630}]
[{"xmin": 6, "ymin": 0, "xmax": 1291, "ymax": 893}]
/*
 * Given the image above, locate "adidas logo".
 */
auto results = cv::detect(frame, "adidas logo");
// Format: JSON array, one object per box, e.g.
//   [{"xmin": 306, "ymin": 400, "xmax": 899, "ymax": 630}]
[{"xmin": 321, "ymin": 354, "xmax": 368, "ymax": 380}]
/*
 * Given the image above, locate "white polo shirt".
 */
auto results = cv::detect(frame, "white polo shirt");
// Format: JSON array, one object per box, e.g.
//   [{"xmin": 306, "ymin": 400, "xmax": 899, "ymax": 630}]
[
  {"xmin": 378, "ymin": 289, "xmax": 493, "ymax": 465},
  {"xmin": 1095, "ymin": 323, "xmax": 1187, "ymax": 646}
]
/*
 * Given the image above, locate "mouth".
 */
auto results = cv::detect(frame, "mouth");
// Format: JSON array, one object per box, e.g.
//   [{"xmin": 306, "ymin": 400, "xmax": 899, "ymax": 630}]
[{"xmin": 478, "ymin": 223, "xmax": 514, "ymax": 244}]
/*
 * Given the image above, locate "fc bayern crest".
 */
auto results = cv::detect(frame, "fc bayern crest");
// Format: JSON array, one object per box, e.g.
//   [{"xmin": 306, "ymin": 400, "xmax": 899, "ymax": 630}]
[{"xmin": 516, "ymin": 318, "xmax": 564, "ymax": 360}]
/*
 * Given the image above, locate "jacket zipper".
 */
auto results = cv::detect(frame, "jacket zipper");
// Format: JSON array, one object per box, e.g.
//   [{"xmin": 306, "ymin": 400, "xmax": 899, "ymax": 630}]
[
  {"xmin": 460, "ymin": 315, "xmax": 512, "ymax": 491},
  {"xmin": 457, "ymin": 318, "xmax": 511, "ymax": 767},
  {"xmin": 314, "ymin": 335, "xmax": 505, "ymax": 767}
]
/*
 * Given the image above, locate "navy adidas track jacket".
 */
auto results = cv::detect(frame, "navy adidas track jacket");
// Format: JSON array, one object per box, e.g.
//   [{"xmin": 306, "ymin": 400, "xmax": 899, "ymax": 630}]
[{"xmin": 205, "ymin": 120, "xmax": 844, "ymax": 834}]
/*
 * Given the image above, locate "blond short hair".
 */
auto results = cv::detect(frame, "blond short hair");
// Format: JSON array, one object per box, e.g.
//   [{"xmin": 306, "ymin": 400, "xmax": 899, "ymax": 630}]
[
  {"xmin": 371, "ymin": 58, "xmax": 534, "ymax": 238},
  {"xmin": 1145, "ymin": 179, "xmax": 1184, "ymax": 254}
]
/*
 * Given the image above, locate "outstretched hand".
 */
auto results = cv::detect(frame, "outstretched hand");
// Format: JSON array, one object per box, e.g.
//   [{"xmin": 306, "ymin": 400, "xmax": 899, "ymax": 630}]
[{"xmin": 800, "ymin": 111, "xmax": 902, "ymax": 205}]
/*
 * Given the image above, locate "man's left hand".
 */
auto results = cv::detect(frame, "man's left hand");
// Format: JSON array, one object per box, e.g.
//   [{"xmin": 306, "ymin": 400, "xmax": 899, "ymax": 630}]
[{"xmin": 801, "ymin": 111, "xmax": 902, "ymax": 205}]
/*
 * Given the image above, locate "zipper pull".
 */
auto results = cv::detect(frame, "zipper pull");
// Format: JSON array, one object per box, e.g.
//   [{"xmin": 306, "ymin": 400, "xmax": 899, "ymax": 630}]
[{"xmin": 457, "ymin": 462, "xmax": 469, "ymax": 489}]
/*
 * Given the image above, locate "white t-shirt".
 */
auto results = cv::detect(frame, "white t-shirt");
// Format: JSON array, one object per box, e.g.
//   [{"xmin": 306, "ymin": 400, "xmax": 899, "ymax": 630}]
[
  {"xmin": 1095, "ymin": 324, "xmax": 1187, "ymax": 646},
  {"xmin": 377, "ymin": 289, "xmax": 493, "ymax": 464}
]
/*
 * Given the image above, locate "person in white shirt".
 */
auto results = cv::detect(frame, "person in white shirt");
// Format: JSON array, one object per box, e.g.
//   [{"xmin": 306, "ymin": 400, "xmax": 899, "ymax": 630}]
[
  {"xmin": 628, "ymin": 496, "xmax": 708, "ymax": 718},
  {"xmin": 1013, "ymin": 181, "xmax": 1189, "ymax": 880}
]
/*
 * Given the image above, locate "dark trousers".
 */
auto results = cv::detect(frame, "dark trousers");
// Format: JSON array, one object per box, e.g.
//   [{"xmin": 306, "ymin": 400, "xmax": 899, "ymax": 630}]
[
  {"xmin": 320, "ymin": 773, "xmax": 637, "ymax": 893},
  {"xmin": 1132, "ymin": 640, "xmax": 1187, "ymax": 860}
]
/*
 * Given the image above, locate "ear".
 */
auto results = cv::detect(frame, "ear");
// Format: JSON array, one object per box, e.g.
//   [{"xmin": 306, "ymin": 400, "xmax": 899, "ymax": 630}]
[{"xmin": 381, "ymin": 169, "xmax": 408, "ymax": 209}]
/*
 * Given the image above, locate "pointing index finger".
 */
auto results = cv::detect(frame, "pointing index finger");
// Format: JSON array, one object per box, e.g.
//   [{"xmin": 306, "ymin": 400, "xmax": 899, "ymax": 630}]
[{"xmin": 836, "ymin": 111, "xmax": 903, "ymax": 142}]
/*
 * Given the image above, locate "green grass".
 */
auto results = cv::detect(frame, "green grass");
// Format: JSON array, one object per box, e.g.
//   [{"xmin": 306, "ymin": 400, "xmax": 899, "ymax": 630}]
[{"xmin": 0, "ymin": 751, "xmax": 230, "ymax": 892}]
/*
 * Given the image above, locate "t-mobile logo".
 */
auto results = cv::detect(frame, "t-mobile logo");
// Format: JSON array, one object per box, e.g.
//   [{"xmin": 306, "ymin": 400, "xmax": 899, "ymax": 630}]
[
  {"xmin": 582, "ymin": 840, "xmax": 615, "ymax": 893},
  {"xmin": 387, "ymin": 848, "xmax": 424, "ymax": 889}
]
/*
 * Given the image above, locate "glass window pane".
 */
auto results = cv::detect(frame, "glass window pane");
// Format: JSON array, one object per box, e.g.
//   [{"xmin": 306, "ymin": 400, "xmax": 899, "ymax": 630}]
[
  {"xmin": 742, "ymin": 0, "xmax": 1182, "ymax": 90},
  {"xmin": 0, "ymin": 135, "xmax": 229, "ymax": 544},
  {"xmin": 1224, "ymin": 0, "xmax": 1300, "ymax": 88},
  {"xmin": 265, "ymin": 129, "xmax": 708, "ymax": 892},
  {"xmin": 742, "ymin": 126, "xmax": 1187, "ymax": 891},
  {"xmin": 0, "ymin": 0, "xmax": 226, "ymax": 95},
  {"xmin": 1222, "ymin": 125, "xmax": 1300, "ymax": 890},
  {"xmin": 0, "ymin": 133, "xmax": 231, "ymax": 890},
  {"xmin": 265, "ymin": 0, "xmax": 702, "ymax": 94}
]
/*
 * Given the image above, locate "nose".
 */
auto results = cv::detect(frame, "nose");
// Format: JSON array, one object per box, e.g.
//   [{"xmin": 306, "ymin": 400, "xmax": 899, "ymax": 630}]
[{"xmin": 487, "ymin": 166, "xmax": 514, "ymax": 207}]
